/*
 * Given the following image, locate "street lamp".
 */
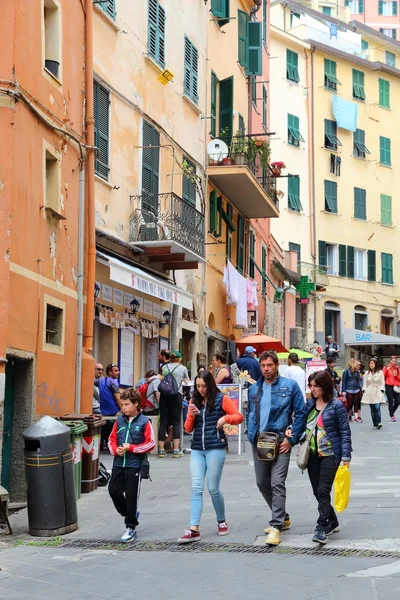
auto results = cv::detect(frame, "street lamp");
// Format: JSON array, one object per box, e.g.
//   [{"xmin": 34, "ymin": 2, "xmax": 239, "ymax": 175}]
[
  {"xmin": 130, "ymin": 297, "xmax": 141, "ymax": 315},
  {"xmin": 159, "ymin": 309, "xmax": 171, "ymax": 329}
]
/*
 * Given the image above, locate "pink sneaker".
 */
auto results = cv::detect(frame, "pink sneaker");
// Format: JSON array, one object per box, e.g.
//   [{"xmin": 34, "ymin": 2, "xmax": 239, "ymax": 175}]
[
  {"xmin": 177, "ymin": 529, "xmax": 201, "ymax": 544},
  {"xmin": 391, "ymin": 415, "xmax": 397, "ymax": 422},
  {"xmin": 218, "ymin": 521, "xmax": 229, "ymax": 536}
]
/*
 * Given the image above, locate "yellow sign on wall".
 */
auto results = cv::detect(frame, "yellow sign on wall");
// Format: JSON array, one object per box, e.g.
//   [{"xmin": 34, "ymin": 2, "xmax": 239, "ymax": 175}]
[{"xmin": 158, "ymin": 69, "xmax": 174, "ymax": 85}]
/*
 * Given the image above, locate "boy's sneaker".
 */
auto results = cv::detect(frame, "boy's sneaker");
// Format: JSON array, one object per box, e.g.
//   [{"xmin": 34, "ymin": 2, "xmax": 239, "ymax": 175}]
[
  {"xmin": 377, "ymin": 423, "xmax": 383, "ymax": 429},
  {"xmin": 177, "ymin": 529, "xmax": 201, "ymax": 544},
  {"xmin": 218, "ymin": 521, "xmax": 229, "ymax": 536},
  {"xmin": 158, "ymin": 450, "xmax": 167, "ymax": 458},
  {"xmin": 172, "ymin": 450, "xmax": 183, "ymax": 458},
  {"xmin": 265, "ymin": 517, "xmax": 291, "ymax": 534},
  {"xmin": 312, "ymin": 528, "xmax": 327, "ymax": 545},
  {"xmin": 120, "ymin": 528, "xmax": 137, "ymax": 543}
]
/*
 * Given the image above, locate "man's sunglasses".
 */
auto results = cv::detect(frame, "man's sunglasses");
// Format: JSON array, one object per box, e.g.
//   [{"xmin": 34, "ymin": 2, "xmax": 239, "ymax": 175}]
[{"xmin": 96, "ymin": 368, "xmax": 104, "ymax": 371}]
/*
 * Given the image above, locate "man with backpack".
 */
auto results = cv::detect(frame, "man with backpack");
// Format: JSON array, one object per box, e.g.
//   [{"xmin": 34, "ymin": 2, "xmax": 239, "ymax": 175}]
[
  {"xmin": 158, "ymin": 351, "xmax": 190, "ymax": 458},
  {"xmin": 137, "ymin": 370, "xmax": 160, "ymax": 415}
]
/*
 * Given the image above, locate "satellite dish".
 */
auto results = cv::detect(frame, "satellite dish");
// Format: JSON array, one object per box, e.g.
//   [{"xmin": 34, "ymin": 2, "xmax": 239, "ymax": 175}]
[{"xmin": 207, "ymin": 138, "xmax": 229, "ymax": 163}]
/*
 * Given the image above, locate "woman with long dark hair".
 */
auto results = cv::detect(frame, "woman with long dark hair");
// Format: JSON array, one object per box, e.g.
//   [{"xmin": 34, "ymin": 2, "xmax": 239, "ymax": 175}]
[
  {"xmin": 211, "ymin": 351, "xmax": 232, "ymax": 384},
  {"xmin": 304, "ymin": 371, "xmax": 352, "ymax": 545},
  {"xmin": 362, "ymin": 358, "xmax": 385, "ymax": 429},
  {"xmin": 177, "ymin": 371, "xmax": 243, "ymax": 543}
]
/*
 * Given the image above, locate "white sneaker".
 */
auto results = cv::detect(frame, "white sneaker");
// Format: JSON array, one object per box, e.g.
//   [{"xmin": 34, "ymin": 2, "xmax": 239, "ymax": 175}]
[{"xmin": 120, "ymin": 527, "xmax": 137, "ymax": 543}]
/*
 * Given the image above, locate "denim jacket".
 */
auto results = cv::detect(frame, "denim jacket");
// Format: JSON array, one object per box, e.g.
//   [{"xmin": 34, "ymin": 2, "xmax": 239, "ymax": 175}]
[{"xmin": 246, "ymin": 375, "xmax": 306, "ymax": 446}]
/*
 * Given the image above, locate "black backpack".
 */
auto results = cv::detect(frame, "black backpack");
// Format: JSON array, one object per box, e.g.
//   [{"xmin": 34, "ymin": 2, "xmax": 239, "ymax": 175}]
[
  {"xmin": 158, "ymin": 364, "xmax": 180, "ymax": 397},
  {"xmin": 98, "ymin": 462, "xmax": 111, "ymax": 487}
]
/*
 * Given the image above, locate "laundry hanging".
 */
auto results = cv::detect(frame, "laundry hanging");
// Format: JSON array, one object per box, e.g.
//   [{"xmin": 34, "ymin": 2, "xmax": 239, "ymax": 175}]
[{"xmin": 332, "ymin": 94, "xmax": 358, "ymax": 132}]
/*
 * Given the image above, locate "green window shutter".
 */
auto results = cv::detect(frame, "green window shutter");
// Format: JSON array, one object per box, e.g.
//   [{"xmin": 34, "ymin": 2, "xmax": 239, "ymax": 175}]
[
  {"xmin": 382, "ymin": 253, "xmax": 393, "ymax": 284},
  {"xmin": 379, "ymin": 79, "xmax": 390, "ymax": 108},
  {"xmin": 324, "ymin": 59, "xmax": 340, "ymax": 90},
  {"xmin": 380, "ymin": 194, "xmax": 392, "ymax": 225},
  {"xmin": 322, "ymin": 6, "xmax": 331, "ymax": 15},
  {"xmin": 354, "ymin": 187, "xmax": 366, "ymax": 220},
  {"xmin": 148, "ymin": 1, "xmax": 166, "ymax": 66},
  {"xmin": 261, "ymin": 245, "xmax": 267, "ymax": 294},
  {"xmin": 353, "ymin": 128, "xmax": 370, "ymax": 158},
  {"xmin": 237, "ymin": 215, "xmax": 245, "ymax": 273},
  {"xmin": 249, "ymin": 230, "xmax": 255, "ymax": 278},
  {"xmin": 288, "ymin": 113, "xmax": 304, "ymax": 146},
  {"xmin": 286, "ymin": 49, "xmax": 299, "ymax": 82},
  {"xmin": 219, "ymin": 76, "xmax": 234, "ymax": 138},
  {"xmin": 367, "ymin": 250, "xmax": 376, "ymax": 282},
  {"xmin": 238, "ymin": 10, "xmax": 249, "ymax": 68},
  {"xmin": 352, "ymin": 69, "xmax": 366, "ymax": 100},
  {"xmin": 209, "ymin": 190, "xmax": 218, "ymax": 235},
  {"xmin": 99, "ymin": 0, "xmax": 116, "ymax": 20},
  {"xmin": 262, "ymin": 85, "xmax": 268, "ymax": 129},
  {"xmin": 324, "ymin": 119, "xmax": 342, "ymax": 149},
  {"xmin": 339, "ymin": 245, "xmax": 347, "ymax": 277},
  {"xmin": 263, "ymin": 0, "xmax": 267, "ymax": 44},
  {"xmin": 251, "ymin": 76, "xmax": 257, "ymax": 107},
  {"xmin": 142, "ymin": 121, "xmax": 160, "ymax": 214},
  {"xmin": 247, "ymin": 21, "xmax": 262, "ymax": 76},
  {"xmin": 182, "ymin": 158, "xmax": 196, "ymax": 206},
  {"xmin": 361, "ymin": 40, "xmax": 369, "ymax": 50},
  {"xmin": 184, "ymin": 36, "xmax": 199, "ymax": 104},
  {"xmin": 238, "ymin": 113, "xmax": 245, "ymax": 137},
  {"xmin": 324, "ymin": 180, "xmax": 337, "ymax": 213},
  {"xmin": 380, "ymin": 136, "xmax": 391, "ymax": 166},
  {"xmin": 319, "ymin": 241, "xmax": 327, "ymax": 267},
  {"xmin": 93, "ymin": 80, "xmax": 110, "ymax": 180},
  {"xmin": 288, "ymin": 175, "xmax": 302, "ymax": 211},
  {"xmin": 359, "ymin": 0, "xmax": 364, "ymax": 13},
  {"xmin": 347, "ymin": 246, "xmax": 355, "ymax": 279},
  {"xmin": 226, "ymin": 203, "xmax": 233, "ymax": 259},
  {"xmin": 378, "ymin": 0, "xmax": 383, "ymax": 15},
  {"xmin": 211, "ymin": 0, "xmax": 224, "ymax": 18},
  {"xmin": 386, "ymin": 51, "xmax": 396, "ymax": 67},
  {"xmin": 211, "ymin": 72, "xmax": 217, "ymax": 137},
  {"xmin": 394, "ymin": 2, "xmax": 398, "ymax": 16}
]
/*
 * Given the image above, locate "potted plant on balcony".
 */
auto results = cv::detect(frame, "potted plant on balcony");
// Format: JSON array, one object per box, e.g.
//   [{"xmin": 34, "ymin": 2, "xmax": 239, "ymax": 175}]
[
  {"xmin": 230, "ymin": 131, "xmax": 247, "ymax": 166},
  {"xmin": 246, "ymin": 137, "xmax": 271, "ymax": 169},
  {"xmin": 258, "ymin": 141, "xmax": 271, "ymax": 169},
  {"xmin": 271, "ymin": 161, "xmax": 286, "ymax": 176},
  {"xmin": 219, "ymin": 127, "xmax": 234, "ymax": 165}
]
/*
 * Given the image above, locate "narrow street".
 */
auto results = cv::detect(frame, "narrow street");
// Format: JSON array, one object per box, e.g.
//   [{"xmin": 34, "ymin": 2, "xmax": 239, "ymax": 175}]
[{"xmin": 2, "ymin": 416, "xmax": 400, "ymax": 598}]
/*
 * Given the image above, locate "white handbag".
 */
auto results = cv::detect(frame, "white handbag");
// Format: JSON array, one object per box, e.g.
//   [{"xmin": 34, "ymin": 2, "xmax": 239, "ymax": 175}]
[{"xmin": 394, "ymin": 386, "xmax": 400, "ymax": 394}]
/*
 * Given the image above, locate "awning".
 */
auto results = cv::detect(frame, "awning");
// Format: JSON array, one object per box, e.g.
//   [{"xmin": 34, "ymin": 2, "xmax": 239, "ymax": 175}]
[
  {"xmin": 97, "ymin": 252, "xmax": 193, "ymax": 310},
  {"xmin": 344, "ymin": 328, "xmax": 400, "ymax": 347}
]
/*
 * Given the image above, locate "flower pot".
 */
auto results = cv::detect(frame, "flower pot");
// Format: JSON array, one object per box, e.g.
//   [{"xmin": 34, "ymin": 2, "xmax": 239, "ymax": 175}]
[
  {"xmin": 222, "ymin": 157, "xmax": 234, "ymax": 165},
  {"xmin": 45, "ymin": 59, "xmax": 60, "ymax": 78},
  {"xmin": 255, "ymin": 140, "xmax": 263, "ymax": 148},
  {"xmin": 234, "ymin": 153, "xmax": 247, "ymax": 166},
  {"xmin": 272, "ymin": 167, "xmax": 281, "ymax": 176}
]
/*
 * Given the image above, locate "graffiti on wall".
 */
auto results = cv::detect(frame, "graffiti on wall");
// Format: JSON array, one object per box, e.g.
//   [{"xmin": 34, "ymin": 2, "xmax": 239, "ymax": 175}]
[{"xmin": 37, "ymin": 382, "xmax": 67, "ymax": 416}]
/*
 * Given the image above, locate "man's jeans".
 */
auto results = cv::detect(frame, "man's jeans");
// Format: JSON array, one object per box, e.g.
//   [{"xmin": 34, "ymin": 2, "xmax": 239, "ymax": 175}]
[
  {"xmin": 252, "ymin": 447, "xmax": 291, "ymax": 529},
  {"xmin": 370, "ymin": 403, "xmax": 382, "ymax": 427},
  {"xmin": 190, "ymin": 449, "xmax": 226, "ymax": 526}
]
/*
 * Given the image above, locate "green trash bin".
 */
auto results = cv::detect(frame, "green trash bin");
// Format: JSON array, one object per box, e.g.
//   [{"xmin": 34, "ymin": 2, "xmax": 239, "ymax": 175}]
[{"xmin": 61, "ymin": 421, "xmax": 88, "ymax": 500}]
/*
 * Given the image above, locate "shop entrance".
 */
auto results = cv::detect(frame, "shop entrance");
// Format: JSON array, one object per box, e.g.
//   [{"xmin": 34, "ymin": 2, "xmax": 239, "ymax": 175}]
[{"xmin": 93, "ymin": 320, "xmax": 113, "ymax": 368}]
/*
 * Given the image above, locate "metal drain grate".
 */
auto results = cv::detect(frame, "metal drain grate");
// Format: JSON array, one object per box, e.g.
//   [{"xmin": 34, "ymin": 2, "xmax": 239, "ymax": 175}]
[{"xmin": 58, "ymin": 539, "xmax": 400, "ymax": 559}]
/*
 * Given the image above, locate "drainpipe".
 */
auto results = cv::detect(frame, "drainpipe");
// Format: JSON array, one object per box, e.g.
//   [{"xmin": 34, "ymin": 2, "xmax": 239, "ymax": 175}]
[
  {"xmin": 310, "ymin": 47, "xmax": 317, "ymax": 341},
  {"xmin": 75, "ymin": 167, "xmax": 85, "ymax": 413}
]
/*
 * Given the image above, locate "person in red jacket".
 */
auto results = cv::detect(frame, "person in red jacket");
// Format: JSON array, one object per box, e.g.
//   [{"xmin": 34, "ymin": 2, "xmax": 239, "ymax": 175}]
[
  {"xmin": 108, "ymin": 388, "xmax": 155, "ymax": 543},
  {"xmin": 383, "ymin": 356, "xmax": 400, "ymax": 422}
]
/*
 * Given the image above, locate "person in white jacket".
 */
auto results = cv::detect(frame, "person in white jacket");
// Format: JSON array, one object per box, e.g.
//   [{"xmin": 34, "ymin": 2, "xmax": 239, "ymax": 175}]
[{"xmin": 362, "ymin": 358, "xmax": 386, "ymax": 429}]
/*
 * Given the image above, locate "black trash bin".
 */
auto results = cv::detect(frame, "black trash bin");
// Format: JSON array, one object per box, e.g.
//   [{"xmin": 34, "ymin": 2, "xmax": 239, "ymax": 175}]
[{"xmin": 23, "ymin": 416, "xmax": 78, "ymax": 536}]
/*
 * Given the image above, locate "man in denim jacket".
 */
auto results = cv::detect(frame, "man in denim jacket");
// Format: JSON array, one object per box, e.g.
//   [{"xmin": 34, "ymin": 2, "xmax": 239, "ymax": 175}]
[{"xmin": 247, "ymin": 351, "xmax": 306, "ymax": 546}]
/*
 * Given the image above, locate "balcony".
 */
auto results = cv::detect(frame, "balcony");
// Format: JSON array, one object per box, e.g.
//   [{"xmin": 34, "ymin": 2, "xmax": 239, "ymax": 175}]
[
  {"xmin": 298, "ymin": 261, "xmax": 330, "ymax": 290},
  {"xmin": 208, "ymin": 144, "xmax": 279, "ymax": 219},
  {"xmin": 129, "ymin": 192, "xmax": 205, "ymax": 270}
]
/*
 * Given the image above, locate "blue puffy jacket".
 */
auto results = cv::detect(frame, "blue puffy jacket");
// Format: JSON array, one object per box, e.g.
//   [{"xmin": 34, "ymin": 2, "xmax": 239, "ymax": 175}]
[
  {"xmin": 246, "ymin": 375, "xmax": 306, "ymax": 446},
  {"xmin": 342, "ymin": 369, "xmax": 362, "ymax": 394},
  {"xmin": 305, "ymin": 399, "xmax": 352, "ymax": 463},
  {"xmin": 191, "ymin": 392, "xmax": 228, "ymax": 451}
]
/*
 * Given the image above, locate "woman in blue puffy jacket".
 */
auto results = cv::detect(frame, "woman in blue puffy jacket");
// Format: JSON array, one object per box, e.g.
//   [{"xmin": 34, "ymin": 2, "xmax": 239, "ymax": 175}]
[{"xmin": 304, "ymin": 370, "xmax": 352, "ymax": 545}]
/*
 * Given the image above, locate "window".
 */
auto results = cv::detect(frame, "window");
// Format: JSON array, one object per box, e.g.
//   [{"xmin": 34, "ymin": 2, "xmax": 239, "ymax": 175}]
[
  {"xmin": 211, "ymin": 0, "xmax": 230, "ymax": 26},
  {"xmin": 263, "ymin": 0, "xmax": 267, "ymax": 45},
  {"xmin": 324, "ymin": 59, "xmax": 341, "ymax": 92},
  {"xmin": 385, "ymin": 51, "xmax": 396, "ymax": 67},
  {"xmin": 183, "ymin": 36, "xmax": 199, "ymax": 104},
  {"xmin": 261, "ymin": 245, "xmax": 267, "ymax": 294},
  {"xmin": 262, "ymin": 85, "xmax": 268, "ymax": 130},
  {"xmin": 381, "ymin": 252, "xmax": 393, "ymax": 284},
  {"xmin": 219, "ymin": 76, "xmax": 233, "ymax": 138},
  {"xmin": 288, "ymin": 176, "xmax": 302, "ymax": 212},
  {"xmin": 354, "ymin": 307, "xmax": 368, "ymax": 330},
  {"xmin": 379, "ymin": 79, "xmax": 390, "ymax": 108},
  {"xmin": 43, "ymin": 294, "xmax": 65, "ymax": 355},
  {"xmin": 210, "ymin": 72, "xmax": 217, "ymax": 137},
  {"xmin": 286, "ymin": 49, "xmax": 300, "ymax": 83},
  {"xmin": 238, "ymin": 11, "xmax": 262, "ymax": 76},
  {"xmin": 43, "ymin": 0, "xmax": 61, "ymax": 80},
  {"xmin": 326, "ymin": 244, "xmax": 338, "ymax": 276},
  {"xmin": 182, "ymin": 158, "xmax": 196, "ymax": 206},
  {"xmin": 354, "ymin": 188, "xmax": 366, "ymax": 220},
  {"xmin": 354, "ymin": 248, "xmax": 367, "ymax": 280},
  {"xmin": 368, "ymin": 250, "xmax": 376, "ymax": 282},
  {"xmin": 289, "ymin": 242, "xmax": 301, "ymax": 270},
  {"xmin": 381, "ymin": 194, "xmax": 392, "ymax": 226},
  {"xmin": 226, "ymin": 203, "xmax": 233, "ymax": 259},
  {"xmin": 142, "ymin": 120, "xmax": 160, "ymax": 216},
  {"xmin": 379, "ymin": 1, "xmax": 398, "ymax": 16},
  {"xmin": 238, "ymin": 114, "xmax": 245, "ymax": 137},
  {"xmin": 352, "ymin": 69, "xmax": 366, "ymax": 100},
  {"xmin": 288, "ymin": 114, "xmax": 304, "ymax": 147},
  {"xmin": 380, "ymin": 136, "xmax": 391, "ymax": 166},
  {"xmin": 93, "ymin": 80, "xmax": 110, "ymax": 180},
  {"xmin": 97, "ymin": 0, "xmax": 116, "ymax": 20},
  {"xmin": 324, "ymin": 180, "xmax": 337, "ymax": 213},
  {"xmin": 290, "ymin": 11, "xmax": 301, "ymax": 27},
  {"xmin": 361, "ymin": 40, "xmax": 369, "ymax": 51},
  {"xmin": 148, "ymin": 0, "xmax": 166, "ymax": 67},
  {"xmin": 251, "ymin": 76, "xmax": 257, "ymax": 108},
  {"xmin": 237, "ymin": 215, "xmax": 245, "ymax": 273},
  {"xmin": 249, "ymin": 230, "xmax": 256, "ymax": 278},
  {"xmin": 353, "ymin": 128, "xmax": 370, "ymax": 159},
  {"xmin": 324, "ymin": 119, "xmax": 342, "ymax": 151},
  {"xmin": 44, "ymin": 144, "xmax": 61, "ymax": 214},
  {"xmin": 322, "ymin": 6, "xmax": 332, "ymax": 14},
  {"xmin": 349, "ymin": 0, "xmax": 364, "ymax": 13},
  {"xmin": 380, "ymin": 28, "xmax": 397, "ymax": 38}
]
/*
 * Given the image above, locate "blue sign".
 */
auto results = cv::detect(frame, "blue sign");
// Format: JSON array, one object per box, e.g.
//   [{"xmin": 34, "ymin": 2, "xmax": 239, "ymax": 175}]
[{"xmin": 355, "ymin": 333, "xmax": 372, "ymax": 342}]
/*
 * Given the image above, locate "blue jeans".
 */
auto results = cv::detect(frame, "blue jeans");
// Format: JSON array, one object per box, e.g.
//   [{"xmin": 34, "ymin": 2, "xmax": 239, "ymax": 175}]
[
  {"xmin": 370, "ymin": 404, "xmax": 381, "ymax": 427},
  {"xmin": 190, "ymin": 449, "xmax": 226, "ymax": 526}
]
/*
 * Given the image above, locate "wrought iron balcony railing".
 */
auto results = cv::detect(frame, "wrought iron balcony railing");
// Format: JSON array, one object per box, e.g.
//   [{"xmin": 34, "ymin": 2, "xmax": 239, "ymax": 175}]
[
  {"xmin": 129, "ymin": 192, "xmax": 205, "ymax": 259},
  {"xmin": 298, "ymin": 261, "xmax": 330, "ymax": 288}
]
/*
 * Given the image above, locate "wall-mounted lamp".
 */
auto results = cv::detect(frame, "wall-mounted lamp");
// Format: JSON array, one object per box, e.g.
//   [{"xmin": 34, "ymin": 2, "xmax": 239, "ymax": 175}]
[
  {"xmin": 130, "ymin": 297, "xmax": 141, "ymax": 315},
  {"xmin": 159, "ymin": 309, "xmax": 171, "ymax": 329},
  {"xmin": 94, "ymin": 282, "xmax": 101, "ymax": 301}
]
